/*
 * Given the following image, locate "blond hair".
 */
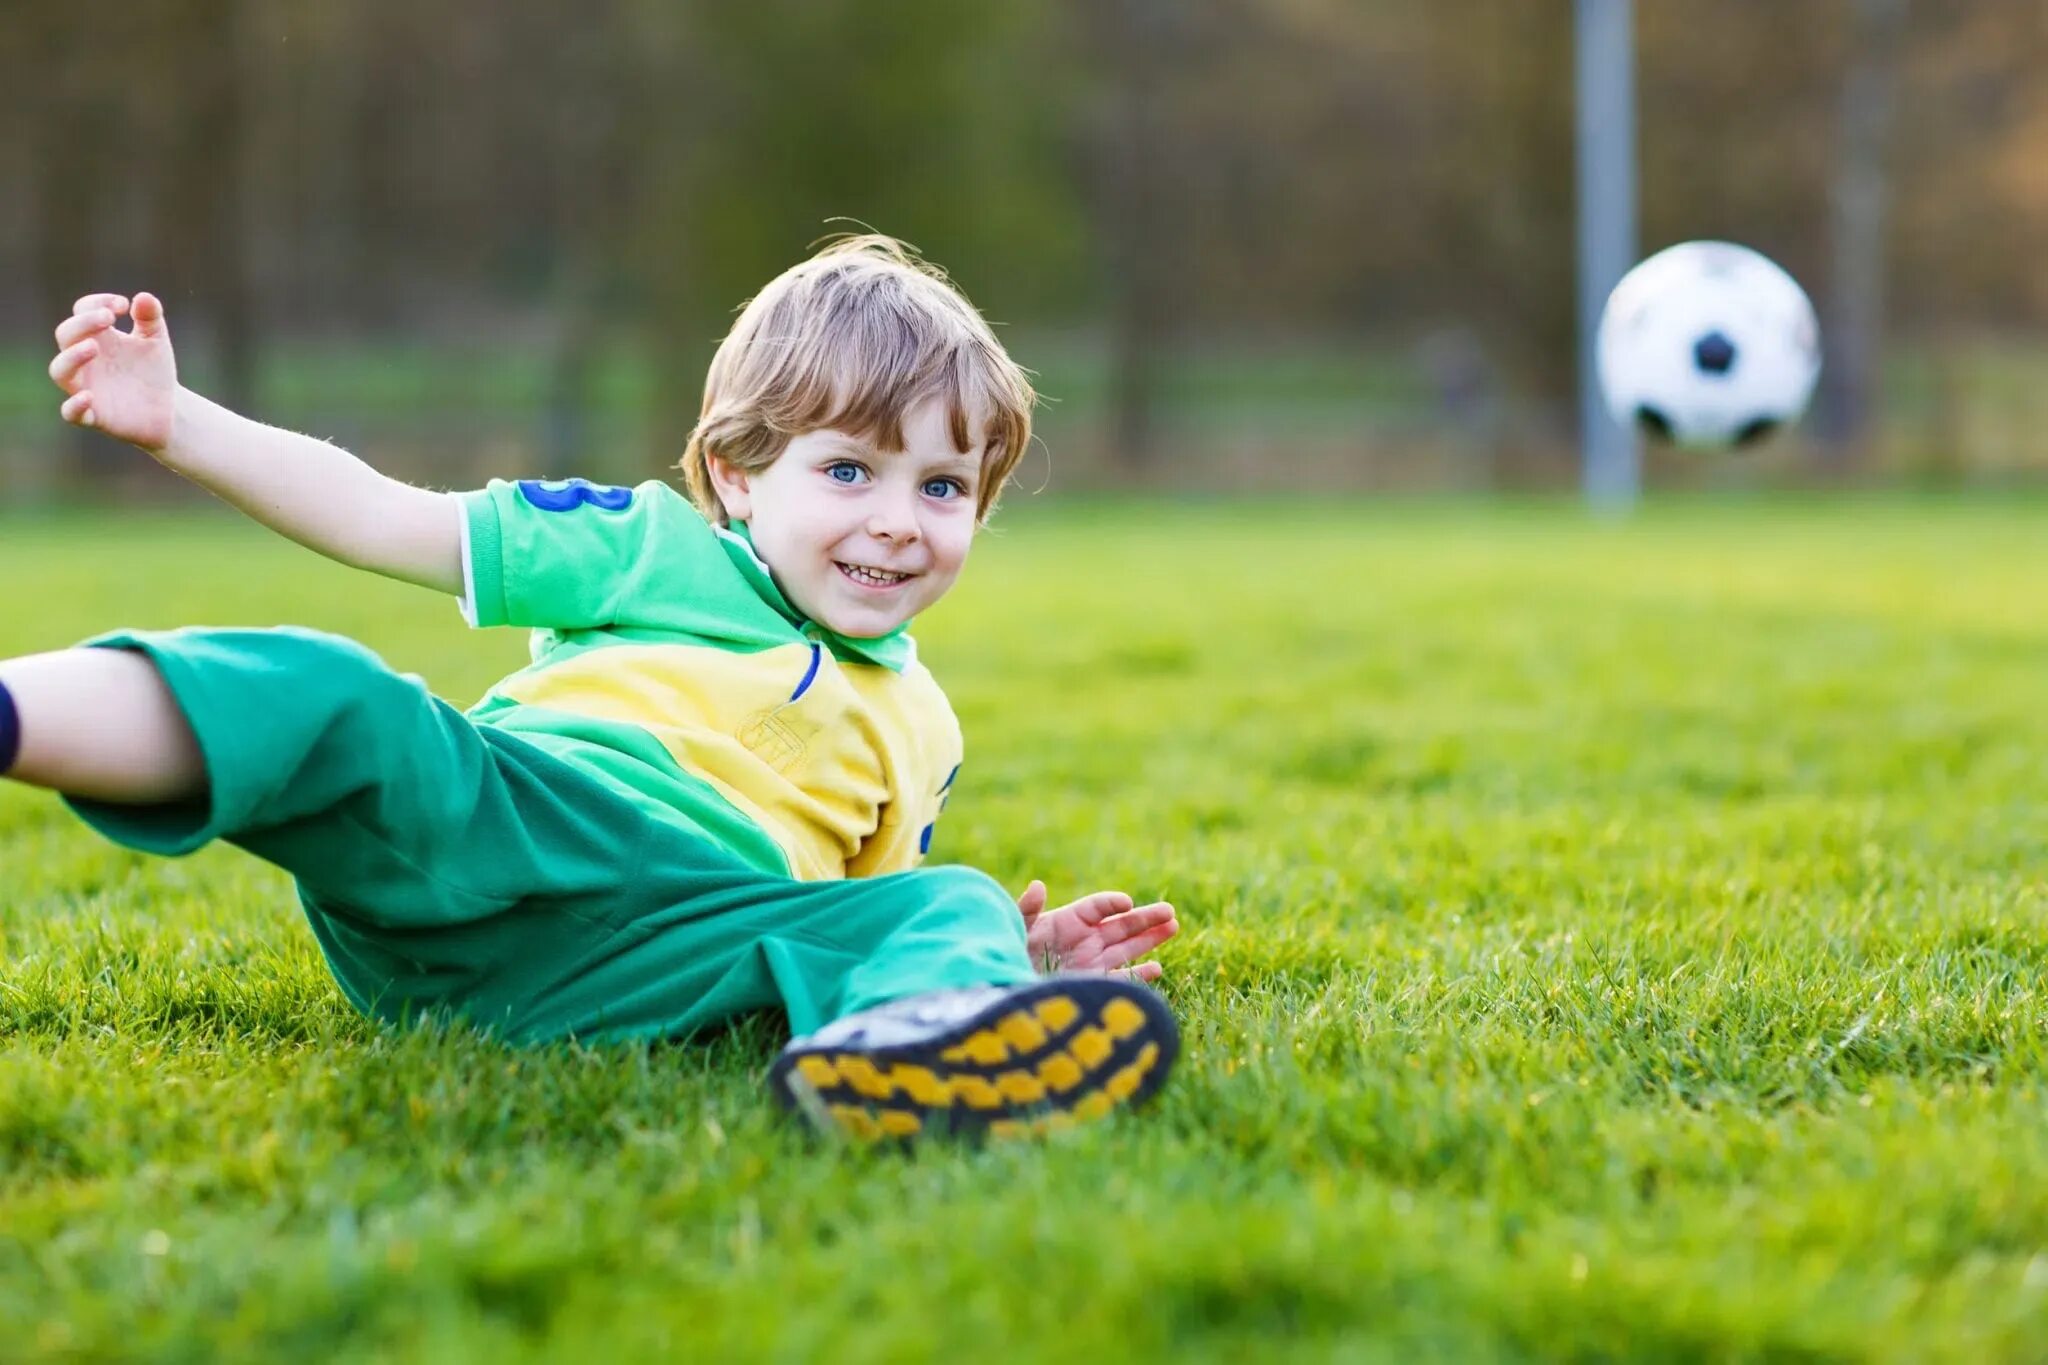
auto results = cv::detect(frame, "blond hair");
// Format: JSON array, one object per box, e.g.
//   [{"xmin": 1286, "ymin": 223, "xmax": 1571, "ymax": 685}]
[{"xmin": 681, "ymin": 234, "xmax": 1035, "ymax": 526}]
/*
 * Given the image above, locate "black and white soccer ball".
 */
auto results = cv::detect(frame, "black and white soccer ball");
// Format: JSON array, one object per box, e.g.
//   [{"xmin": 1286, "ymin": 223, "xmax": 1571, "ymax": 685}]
[{"xmin": 1596, "ymin": 241, "xmax": 1822, "ymax": 449}]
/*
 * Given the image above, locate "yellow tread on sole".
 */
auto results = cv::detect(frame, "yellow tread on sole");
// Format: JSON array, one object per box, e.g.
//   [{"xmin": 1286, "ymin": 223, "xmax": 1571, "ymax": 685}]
[
  {"xmin": 830, "ymin": 1105, "xmax": 882, "ymax": 1139},
  {"xmin": 951, "ymin": 1074, "xmax": 1003, "ymax": 1109},
  {"xmin": 1106, "ymin": 1042, "xmax": 1162, "ymax": 1100},
  {"xmin": 1034, "ymin": 996, "xmax": 1081, "ymax": 1033},
  {"xmin": 834, "ymin": 1055, "xmax": 892, "ymax": 1099},
  {"xmin": 890, "ymin": 1064, "xmax": 951, "ymax": 1106},
  {"xmin": 877, "ymin": 1110, "xmax": 923, "ymax": 1137},
  {"xmin": 997, "ymin": 1011, "xmax": 1050, "ymax": 1051},
  {"xmin": 995, "ymin": 1070, "xmax": 1047, "ymax": 1104},
  {"xmin": 1100, "ymin": 997, "xmax": 1148, "ymax": 1040},
  {"xmin": 1068, "ymin": 1026, "xmax": 1114, "ymax": 1070},
  {"xmin": 958, "ymin": 1030, "xmax": 1012, "ymax": 1066},
  {"xmin": 1037, "ymin": 1053, "xmax": 1085, "ymax": 1093}
]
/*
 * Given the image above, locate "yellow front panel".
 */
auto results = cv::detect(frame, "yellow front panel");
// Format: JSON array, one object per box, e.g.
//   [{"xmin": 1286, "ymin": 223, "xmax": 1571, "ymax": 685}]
[{"xmin": 489, "ymin": 642, "xmax": 954, "ymax": 880}]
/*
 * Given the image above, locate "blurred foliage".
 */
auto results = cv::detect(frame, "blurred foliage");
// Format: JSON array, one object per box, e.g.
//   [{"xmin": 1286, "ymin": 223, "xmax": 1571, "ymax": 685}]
[{"xmin": 5, "ymin": 1, "xmax": 2048, "ymax": 488}]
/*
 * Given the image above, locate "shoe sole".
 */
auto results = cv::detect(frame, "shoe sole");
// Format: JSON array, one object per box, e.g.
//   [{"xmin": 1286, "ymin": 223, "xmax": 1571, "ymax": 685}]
[{"xmin": 770, "ymin": 976, "xmax": 1179, "ymax": 1142}]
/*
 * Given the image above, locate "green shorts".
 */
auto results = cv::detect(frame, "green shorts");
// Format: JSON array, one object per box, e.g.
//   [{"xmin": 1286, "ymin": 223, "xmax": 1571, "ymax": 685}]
[{"xmin": 66, "ymin": 626, "xmax": 1034, "ymax": 1044}]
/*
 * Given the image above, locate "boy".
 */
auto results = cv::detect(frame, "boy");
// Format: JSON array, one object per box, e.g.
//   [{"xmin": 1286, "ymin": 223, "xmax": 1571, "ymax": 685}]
[{"xmin": 19, "ymin": 235, "xmax": 1180, "ymax": 1141}]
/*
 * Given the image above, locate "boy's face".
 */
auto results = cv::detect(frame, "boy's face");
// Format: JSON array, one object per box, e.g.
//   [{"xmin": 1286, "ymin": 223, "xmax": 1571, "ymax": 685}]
[{"xmin": 709, "ymin": 396, "xmax": 984, "ymax": 639}]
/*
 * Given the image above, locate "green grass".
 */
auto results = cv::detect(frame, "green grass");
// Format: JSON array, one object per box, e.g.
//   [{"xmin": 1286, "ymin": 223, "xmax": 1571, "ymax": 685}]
[{"xmin": 3, "ymin": 494, "xmax": 2047, "ymax": 1361}]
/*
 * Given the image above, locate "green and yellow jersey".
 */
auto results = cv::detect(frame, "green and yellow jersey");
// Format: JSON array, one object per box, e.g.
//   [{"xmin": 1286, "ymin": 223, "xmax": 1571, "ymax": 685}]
[{"xmin": 458, "ymin": 478, "xmax": 962, "ymax": 881}]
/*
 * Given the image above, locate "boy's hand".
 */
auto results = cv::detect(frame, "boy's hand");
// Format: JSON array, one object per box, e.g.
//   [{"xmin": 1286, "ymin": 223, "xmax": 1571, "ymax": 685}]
[
  {"xmin": 48, "ymin": 293, "xmax": 178, "ymax": 454},
  {"xmin": 1016, "ymin": 880, "xmax": 1179, "ymax": 982}
]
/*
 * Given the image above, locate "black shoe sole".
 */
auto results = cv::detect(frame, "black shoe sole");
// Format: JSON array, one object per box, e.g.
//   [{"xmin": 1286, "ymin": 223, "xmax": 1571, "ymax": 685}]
[{"xmin": 769, "ymin": 976, "xmax": 1179, "ymax": 1142}]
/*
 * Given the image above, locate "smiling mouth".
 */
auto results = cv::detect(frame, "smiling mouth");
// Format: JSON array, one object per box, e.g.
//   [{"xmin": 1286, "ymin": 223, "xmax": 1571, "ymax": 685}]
[{"xmin": 836, "ymin": 562, "xmax": 915, "ymax": 589}]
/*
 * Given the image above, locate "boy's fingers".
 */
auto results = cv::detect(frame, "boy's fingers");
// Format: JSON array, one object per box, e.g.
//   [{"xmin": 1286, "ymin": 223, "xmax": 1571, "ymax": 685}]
[
  {"xmin": 1065, "ymin": 890, "xmax": 1135, "ymax": 926},
  {"xmin": 1092, "ymin": 903, "xmax": 1176, "ymax": 945},
  {"xmin": 1097, "ymin": 922, "xmax": 1177, "ymax": 968},
  {"xmin": 60, "ymin": 390, "xmax": 95, "ymax": 425},
  {"xmin": 48, "ymin": 340, "xmax": 98, "ymax": 388},
  {"xmin": 54, "ymin": 310, "xmax": 114, "ymax": 349},
  {"xmin": 131, "ymin": 292, "xmax": 167, "ymax": 337},
  {"xmin": 1015, "ymin": 879, "xmax": 1047, "ymax": 923},
  {"xmin": 72, "ymin": 293, "xmax": 128, "ymax": 317},
  {"xmin": 1112, "ymin": 962, "xmax": 1164, "ymax": 983}
]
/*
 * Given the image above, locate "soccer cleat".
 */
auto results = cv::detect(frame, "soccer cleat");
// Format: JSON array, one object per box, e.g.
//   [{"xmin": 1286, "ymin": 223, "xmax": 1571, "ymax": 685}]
[{"xmin": 770, "ymin": 976, "xmax": 1178, "ymax": 1142}]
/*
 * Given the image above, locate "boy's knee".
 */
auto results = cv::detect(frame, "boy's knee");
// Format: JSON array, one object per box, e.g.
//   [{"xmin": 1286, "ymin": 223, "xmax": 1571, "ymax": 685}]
[
  {"xmin": 256, "ymin": 628, "xmax": 429, "ymax": 705},
  {"xmin": 167, "ymin": 627, "xmax": 441, "ymax": 772},
  {"xmin": 81, "ymin": 626, "xmax": 422, "ymax": 724},
  {"xmin": 258, "ymin": 626, "xmax": 393, "ymax": 675},
  {"xmin": 922, "ymin": 863, "xmax": 1011, "ymax": 903},
  {"xmin": 916, "ymin": 865, "xmax": 1025, "ymax": 937}
]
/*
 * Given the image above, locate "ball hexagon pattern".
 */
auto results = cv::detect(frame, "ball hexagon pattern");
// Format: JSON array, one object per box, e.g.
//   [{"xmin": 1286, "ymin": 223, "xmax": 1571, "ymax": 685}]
[{"xmin": 1596, "ymin": 241, "xmax": 1822, "ymax": 450}]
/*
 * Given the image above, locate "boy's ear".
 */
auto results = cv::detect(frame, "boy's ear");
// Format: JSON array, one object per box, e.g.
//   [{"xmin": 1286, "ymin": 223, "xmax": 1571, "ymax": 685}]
[{"xmin": 705, "ymin": 453, "xmax": 754, "ymax": 522}]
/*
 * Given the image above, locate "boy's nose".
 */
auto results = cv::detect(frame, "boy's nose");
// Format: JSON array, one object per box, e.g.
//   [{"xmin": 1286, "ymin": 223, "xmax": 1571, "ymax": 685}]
[{"xmin": 866, "ymin": 498, "xmax": 921, "ymax": 543}]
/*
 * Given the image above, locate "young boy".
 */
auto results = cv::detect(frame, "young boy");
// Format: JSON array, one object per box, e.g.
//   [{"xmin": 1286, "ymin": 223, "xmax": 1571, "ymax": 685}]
[{"xmin": 20, "ymin": 235, "xmax": 1180, "ymax": 1141}]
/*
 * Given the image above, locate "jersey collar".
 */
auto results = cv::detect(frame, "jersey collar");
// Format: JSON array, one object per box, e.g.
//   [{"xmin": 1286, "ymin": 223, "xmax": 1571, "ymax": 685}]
[{"xmin": 715, "ymin": 522, "xmax": 916, "ymax": 672}]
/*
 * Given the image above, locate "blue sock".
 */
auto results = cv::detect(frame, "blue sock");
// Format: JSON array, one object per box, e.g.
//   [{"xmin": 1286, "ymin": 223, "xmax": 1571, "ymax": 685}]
[{"xmin": 0, "ymin": 679, "xmax": 17, "ymax": 775}]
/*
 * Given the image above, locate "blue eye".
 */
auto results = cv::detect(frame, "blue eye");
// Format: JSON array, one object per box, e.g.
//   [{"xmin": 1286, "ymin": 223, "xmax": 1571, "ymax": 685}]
[
  {"xmin": 922, "ymin": 477, "xmax": 966, "ymax": 500},
  {"xmin": 825, "ymin": 461, "xmax": 867, "ymax": 485}
]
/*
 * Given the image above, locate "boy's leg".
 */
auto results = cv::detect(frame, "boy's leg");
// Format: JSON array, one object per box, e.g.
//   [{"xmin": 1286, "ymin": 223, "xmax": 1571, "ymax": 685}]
[
  {"xmin": 511, "ymin": 861, "xmax": 1044, "ymax": 1042},
  {"xmin": 523, "ymin": 857, "xmax": 1179, "ymax": 1141},
  {"xmin": 17, "ymin": 625, "xmax": 684, "ymax": 1024},
  {"xmin": 0, "ymin": 648, "xmax": 205, "ymax": 801},
  {"xmin": 47, "ymin": 626, "xmax": 647, "ymax": 905}
]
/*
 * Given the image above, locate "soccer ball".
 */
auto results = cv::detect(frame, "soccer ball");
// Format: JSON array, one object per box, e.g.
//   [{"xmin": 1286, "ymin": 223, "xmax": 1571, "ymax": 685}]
[{"xmin": 1595, "ymin": 241, "xmax": 1822, "ymax": 449}]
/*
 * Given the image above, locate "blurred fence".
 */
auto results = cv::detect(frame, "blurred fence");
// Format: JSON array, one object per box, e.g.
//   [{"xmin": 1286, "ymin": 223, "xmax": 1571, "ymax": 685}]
[
  {"xmin": 7, "ymin": 330, "xmax": 2048, "ymax": 507},
  {"xmin": 7, "ymin": 2, "xmax": 2048, "ymax": 501}
]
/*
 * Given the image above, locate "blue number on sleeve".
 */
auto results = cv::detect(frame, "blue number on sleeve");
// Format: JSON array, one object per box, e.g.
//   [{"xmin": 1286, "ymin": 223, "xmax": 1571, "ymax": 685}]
[
  {"xmin": 517, "ymin": 478, "xmax": 634, "ymax": 512},
  {"xmin": 918, "ymin": 765, "xmax": 962, "ymax": 855}
]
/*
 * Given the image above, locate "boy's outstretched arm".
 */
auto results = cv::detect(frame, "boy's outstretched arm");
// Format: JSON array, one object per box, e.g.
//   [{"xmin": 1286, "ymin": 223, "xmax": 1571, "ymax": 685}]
[
  {"xmin": 1016, "ymin": 881, "xmax": 1179, "ymax": 981},
  {"xmin": 47, "ymin": 293, "xmax": 464, "ymax": 595}
]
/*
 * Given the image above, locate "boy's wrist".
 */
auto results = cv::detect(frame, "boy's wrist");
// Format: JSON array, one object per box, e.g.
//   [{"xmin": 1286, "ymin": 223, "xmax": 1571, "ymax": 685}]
[
  {"xmin": 156, "ymin": 387, "xmax": 216, "ymax": 470},
  {"xmin": 151, "ymin": 386, "xmax": 192, "ymax": 463}
]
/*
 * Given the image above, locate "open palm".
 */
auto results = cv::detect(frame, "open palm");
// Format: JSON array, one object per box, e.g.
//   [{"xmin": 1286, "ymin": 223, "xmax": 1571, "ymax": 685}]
[
  {"xmin": 48, "ymin": 293, "xmax": 178, "ymax": 453},
  {"xmin": 1016, "ymin": 880, "xmax": 1179, "ymax": 982}
]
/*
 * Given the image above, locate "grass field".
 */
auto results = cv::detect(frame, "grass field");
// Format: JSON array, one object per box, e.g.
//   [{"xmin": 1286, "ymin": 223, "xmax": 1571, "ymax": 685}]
[{"xmin": 2, "ymin": 494, "xmax": 2045, "ymax": 1361}]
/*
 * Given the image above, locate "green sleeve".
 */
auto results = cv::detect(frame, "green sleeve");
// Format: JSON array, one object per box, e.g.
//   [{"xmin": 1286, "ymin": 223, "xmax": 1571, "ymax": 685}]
[
  {"xmin": 460, "ymin": 478, "xmax": 680, "ymax": 630},
  {"xmin": 460, "ymin": 478, "xmax": 793, "ymax": 641}
]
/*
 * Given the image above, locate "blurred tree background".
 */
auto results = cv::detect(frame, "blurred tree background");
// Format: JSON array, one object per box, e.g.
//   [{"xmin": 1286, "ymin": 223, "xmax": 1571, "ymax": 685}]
[{"xmin": 3, "ymin": 0, "xmax": 2046, "ymax": 501}]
